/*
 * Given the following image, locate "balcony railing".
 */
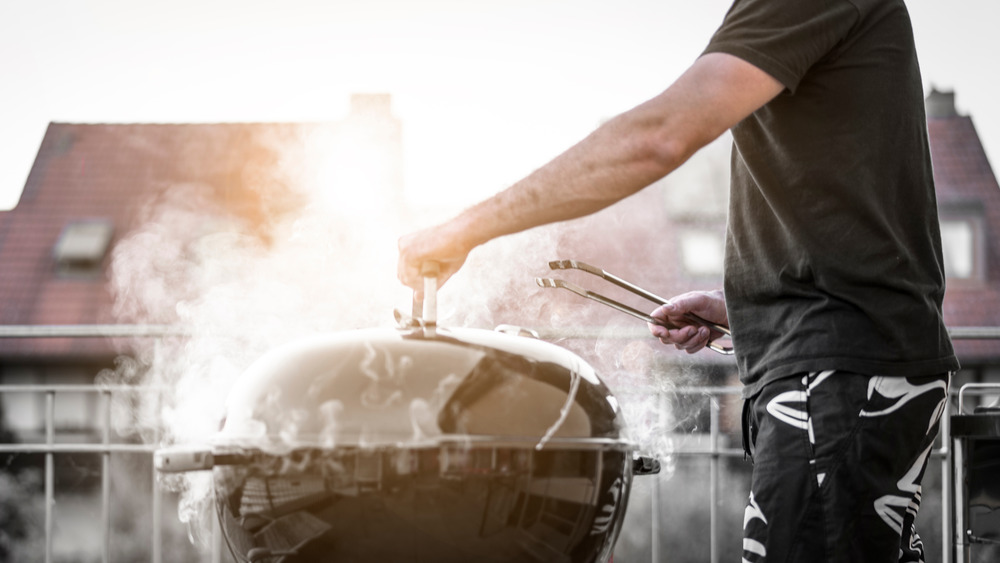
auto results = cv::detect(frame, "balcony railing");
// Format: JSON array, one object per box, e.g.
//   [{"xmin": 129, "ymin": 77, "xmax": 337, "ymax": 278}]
[{"xmin": 1, "ymin": 324, "xmax": 998, "ymax": 563}]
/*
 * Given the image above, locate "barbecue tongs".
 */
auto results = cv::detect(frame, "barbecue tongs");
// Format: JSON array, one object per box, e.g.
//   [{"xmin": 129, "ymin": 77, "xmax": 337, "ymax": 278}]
[{"xmin": 536, "ymin": 260, "xmax": 734, "ymax": 355}]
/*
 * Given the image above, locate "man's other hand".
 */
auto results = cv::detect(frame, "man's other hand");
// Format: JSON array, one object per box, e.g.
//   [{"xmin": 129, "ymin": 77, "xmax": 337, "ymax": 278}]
[{"xmin": 648, "ymin": 289, "xmax": 728, "ymax": 354}]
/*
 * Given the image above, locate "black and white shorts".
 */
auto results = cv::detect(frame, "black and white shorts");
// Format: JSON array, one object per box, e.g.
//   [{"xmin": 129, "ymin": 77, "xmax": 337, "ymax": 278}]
[{"xmin": 741, "ymin": 371, "xmax": 950, "ymax": 563}]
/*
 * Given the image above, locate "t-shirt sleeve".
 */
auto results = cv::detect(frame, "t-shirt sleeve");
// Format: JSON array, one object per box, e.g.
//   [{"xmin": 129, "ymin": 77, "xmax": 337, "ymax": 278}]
[{"xmin": 703, "ymin": 0, "xmax": 860, "ymax": 93}]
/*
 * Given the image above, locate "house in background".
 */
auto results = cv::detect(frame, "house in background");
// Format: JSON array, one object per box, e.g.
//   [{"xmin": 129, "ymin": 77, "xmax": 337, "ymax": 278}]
[
  {"xmin": 0, "ymin": 94, "xmax": 409, "ymax": 561},
  {"xmin": 0, "ymin": 89, "xmax": 998, "ymax": 441}
]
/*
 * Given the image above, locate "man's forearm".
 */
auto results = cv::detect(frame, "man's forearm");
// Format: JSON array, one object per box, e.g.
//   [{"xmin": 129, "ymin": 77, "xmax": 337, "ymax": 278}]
[
  {"xmin": 445, "ymin": 53, "xmax": 783, "ymax": 252},
  {"xmin": 449, "ymin": 107, "xmax": 687, "ymax": 250}
]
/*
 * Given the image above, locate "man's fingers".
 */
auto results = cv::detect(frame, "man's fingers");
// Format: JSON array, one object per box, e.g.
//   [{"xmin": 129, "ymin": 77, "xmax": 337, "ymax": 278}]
[
  {"xmin": 662, "ymin": 325, "xmax": 710, "ymax": 353},
  {"xmin": 651, "ymin": 324, "xmax": 706, "ymax": 350},
  {"xmin": 684, "ymin": 327, "xmax": 711, "ymax": 354},
  {"xmin": 649, "ymin": 290, "xmax": 726, "ymax": 354}
]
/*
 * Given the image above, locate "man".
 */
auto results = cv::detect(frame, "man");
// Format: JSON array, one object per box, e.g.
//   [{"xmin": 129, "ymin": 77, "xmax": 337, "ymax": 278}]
[{"xmin": 398, "ymin": 0, "xmax": 958, "ymax": 560}]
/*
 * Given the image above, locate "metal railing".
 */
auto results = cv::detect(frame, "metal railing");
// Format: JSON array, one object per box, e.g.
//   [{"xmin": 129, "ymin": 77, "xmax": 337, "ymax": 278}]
[
  {"xmin": 0, "ymin": 384, "xmax": 159, "ymax": 563},
  {"xmin": 1, "ymin": 324, "xmax": 998, "ymax": 562}
]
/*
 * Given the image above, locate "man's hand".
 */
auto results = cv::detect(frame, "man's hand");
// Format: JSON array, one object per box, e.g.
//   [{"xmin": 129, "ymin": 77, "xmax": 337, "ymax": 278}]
[
  {"xmin": 648, "ymin": 289, "xmax": 728, "ymax": 354},
  {"xmin": 397, "ymin": 220, "xmax": 474, "ymax": 292}
]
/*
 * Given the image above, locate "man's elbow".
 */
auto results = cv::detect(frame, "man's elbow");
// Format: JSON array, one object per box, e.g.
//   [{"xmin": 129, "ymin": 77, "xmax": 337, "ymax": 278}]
[{"xmin": 640, "ymin": 131, "xmax": 704, "ymax": 177}]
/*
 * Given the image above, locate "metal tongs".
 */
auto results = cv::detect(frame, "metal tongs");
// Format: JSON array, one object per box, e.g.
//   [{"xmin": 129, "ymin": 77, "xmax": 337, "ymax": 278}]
[{"xmin": 535, "ymin": 260, "xmax": 734, "ymax": 355}]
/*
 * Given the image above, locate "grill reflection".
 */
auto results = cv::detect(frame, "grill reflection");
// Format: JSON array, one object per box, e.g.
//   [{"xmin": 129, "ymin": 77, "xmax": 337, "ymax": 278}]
[{"xmin": 215, "ymin": 444, "xmax": 631, "ymax": 562}]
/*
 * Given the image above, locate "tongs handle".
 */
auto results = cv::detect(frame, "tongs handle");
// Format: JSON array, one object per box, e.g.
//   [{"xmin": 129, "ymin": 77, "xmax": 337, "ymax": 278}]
[{"xmin": 536, "ymin": 260, "xmax": 734, "ymax": 355}]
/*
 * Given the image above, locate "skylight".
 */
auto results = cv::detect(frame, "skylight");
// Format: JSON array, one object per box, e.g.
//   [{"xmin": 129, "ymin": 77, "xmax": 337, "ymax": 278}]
[{"xmin": 53, "ymin": 219, "xmax": 114, "ymax": 275}]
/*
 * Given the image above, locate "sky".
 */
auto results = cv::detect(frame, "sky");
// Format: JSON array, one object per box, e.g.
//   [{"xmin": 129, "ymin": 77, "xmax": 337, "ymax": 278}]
[{"xmin": 1, "ymin": 0, "xmax": 999, "ymax": 212}]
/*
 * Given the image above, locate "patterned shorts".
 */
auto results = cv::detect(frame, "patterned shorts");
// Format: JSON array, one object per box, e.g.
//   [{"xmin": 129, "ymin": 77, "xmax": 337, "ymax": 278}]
[{"xmin": 741, "ymin": 371, "xmax": 950, "ymax": 563}]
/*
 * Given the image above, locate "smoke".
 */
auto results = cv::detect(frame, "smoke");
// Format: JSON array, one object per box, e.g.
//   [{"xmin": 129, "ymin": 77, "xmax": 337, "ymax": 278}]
[
  {"xmin": 95, "ymin": 122, "xmax": 414, "ymax": 545},
  {"xmin": 89, "ymin": 120, "xmax": 565, "ymax": 548},
  {"xmin": 97, "ymin": 123, "xmax": 732, "ymax": 554},
  {"xmin": 436, "ymin": 225, "xmax": 565, "ymax": 328}
]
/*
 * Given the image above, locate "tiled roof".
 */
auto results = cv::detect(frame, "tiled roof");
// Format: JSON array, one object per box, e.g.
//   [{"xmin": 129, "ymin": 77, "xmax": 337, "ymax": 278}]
[
  {"xmin": 0, "ymin": 123, "xmax": 312, "ymax": 359},
  {"xmin": 929, "ymin": 114, "xmax": 1000, "ymax": 361}
]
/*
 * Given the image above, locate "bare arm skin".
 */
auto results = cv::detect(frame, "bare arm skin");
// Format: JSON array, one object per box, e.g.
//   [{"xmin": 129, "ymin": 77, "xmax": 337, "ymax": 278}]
[{"xmin": 397, "ymin": 52, "xmax": 783, "ymax": 292}]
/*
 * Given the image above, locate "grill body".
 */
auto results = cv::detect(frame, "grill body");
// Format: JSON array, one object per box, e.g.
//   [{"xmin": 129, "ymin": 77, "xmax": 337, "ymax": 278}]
[{"xmin": 212, "ymin": 327, "xmax": 637, "ymax": 562}]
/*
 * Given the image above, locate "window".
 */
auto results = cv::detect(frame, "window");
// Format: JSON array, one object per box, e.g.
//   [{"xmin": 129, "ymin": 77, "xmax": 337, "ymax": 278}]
[
  {"xmin": 0, "ymin": 367, "xmax": 100, "ymax": 436},
  {"xmin": 53, "ymin": 219, "xmax": 114, "ymax": 277},
  {"xmin": 940, "ymin": 219, "xmax": 975, "ymax": 279},
  {"xmin": 938, "ymin": 205, "xmax": 985, "ymax": 282},
  {"xmin": 680, "ymin": 229, "xmax": 725, "ymax": 276}
]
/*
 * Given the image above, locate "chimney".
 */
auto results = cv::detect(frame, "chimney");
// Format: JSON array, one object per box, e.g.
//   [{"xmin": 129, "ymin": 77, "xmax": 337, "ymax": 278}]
[
  {"xmin": 926, "ymin": 87, "xmax": 958, "ymax": 118},
  {"xmin": 349, "ymin": 93, "xmax": 393, "ymax": 118}
]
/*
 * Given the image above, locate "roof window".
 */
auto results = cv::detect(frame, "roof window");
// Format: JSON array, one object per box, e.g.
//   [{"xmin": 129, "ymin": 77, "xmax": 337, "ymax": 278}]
[
  {"xmin": 679, "ymin": 227, "xmax": 725, "ymax": 277},
  {"xmin": 939, "ymin": 204, "xmax": 985, "ymax": 283},
  {"xmin": 53, "ymin": 219, "xmax": 114, "ymax": 276}
]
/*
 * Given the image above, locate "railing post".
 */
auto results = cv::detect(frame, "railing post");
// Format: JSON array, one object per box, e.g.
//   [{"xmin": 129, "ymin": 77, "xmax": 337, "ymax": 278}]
[
  {"xmin": 941, "ymin": 397, "xmax": 951, "ymax": 563},
  {"xmin": 212, "ymin": 498, "xmax": 223, "ymax": 563},
  {"xmin": 45, "ymin": 391, "xmax": 55, "ymax": 563},
  {"xmin": 650, "ymin": 389, "xmax": 666, "ymax": 563},
  {"xmin": 709, "ymin": 396, "xmax": 720, "ymax": 563},
  {"xmin": 101, "ymin": 390, "xmax": 112, "ymax": 563},
  {"xmin": 153, "ymin": 390, "xmax": 163, "ymax": 563},
  {"xmin": 952, "ymin": 418, "xmax": 966, "ymax": 563}
]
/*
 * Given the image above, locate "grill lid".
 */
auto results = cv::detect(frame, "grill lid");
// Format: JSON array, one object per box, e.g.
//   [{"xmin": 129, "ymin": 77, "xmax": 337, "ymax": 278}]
[{"xmin": 216, "ymin": 326, "xmax": 628, "ymax": 451}]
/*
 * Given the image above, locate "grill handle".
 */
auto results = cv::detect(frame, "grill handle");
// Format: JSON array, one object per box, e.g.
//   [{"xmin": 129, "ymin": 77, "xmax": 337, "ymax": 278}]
[
  {"xmin": 632, "ymin": 455, "xmax": 661, "ymax": 476},
  {"xmin": 421, "ymin": 261, "xmax": 440, "ymax": 325},
  {"xmin": 410, "ymin": 261, "xmax": 440, "ymax": 322}
]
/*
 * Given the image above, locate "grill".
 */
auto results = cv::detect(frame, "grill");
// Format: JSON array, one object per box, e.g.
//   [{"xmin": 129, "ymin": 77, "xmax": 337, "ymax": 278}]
[{"xmin": 155, "ymin": 263, "xmax": 659, "ymax": 562}]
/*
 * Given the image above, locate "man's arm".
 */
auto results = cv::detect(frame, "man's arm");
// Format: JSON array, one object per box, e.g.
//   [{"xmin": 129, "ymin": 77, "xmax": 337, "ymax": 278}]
[{"xmin": 398, "ymin": 52, "xmax": 783, "ymax": 289}]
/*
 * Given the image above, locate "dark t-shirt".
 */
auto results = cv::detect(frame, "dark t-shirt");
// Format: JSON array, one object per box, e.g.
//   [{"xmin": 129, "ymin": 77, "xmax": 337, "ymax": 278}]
[{"xmin": 703, "ymin": 0, "xmax": 959, "ymax": 397}]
